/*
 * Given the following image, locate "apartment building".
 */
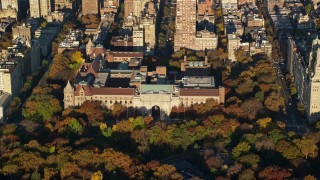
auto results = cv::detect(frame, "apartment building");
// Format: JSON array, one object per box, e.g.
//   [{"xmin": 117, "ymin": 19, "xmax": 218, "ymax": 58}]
[
  {"xmin": 227, "ymin": 34, "xmax": 241, "ymax": 61},
  {"xmin": 12, "ymin": 24, "xmax": 32, "ymax": 41},
  {"xmin": 293, "ymin": 37, "xmax": 320, "ymax": 123},
  {"xmin": 124, "ymin": 0, "xmax": 148, "ymax": 17},
  {"xmin": 139, "ymin": 15, "xmax": 156, "ymax": 47},
  {"xmin": 0, "ymin": 7, "xmax": 17, "ymax": 19},
  {"xmin": 221, "ymin": 0, "xmax": 238, "ymax": 10},
  {"xmin": 174, "ymin": 0, "xmax": 196, "ymax": 51},
  {"xmin": 0, "ymin": 60, "xmax": 23, "ymax": 98},
  {"xmin": 1, "ymin": 0, "xmax": 18, "ymax": 10},
  {"xmin": 194, "ymin": 29, "xmax": 218, "ymax": 50},
  {"xmin": 29, "ymin": 0, "xmax": 51, "ymax": 18},
  {"xmin": 132, "ymin": 26, "xmax": 144, "ymax": 51}
]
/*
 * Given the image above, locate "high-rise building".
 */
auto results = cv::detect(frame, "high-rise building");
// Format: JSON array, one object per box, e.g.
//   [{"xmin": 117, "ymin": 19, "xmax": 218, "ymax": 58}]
[
  {"xmin": 174, "ymin": 0, "xmax": 196, "ymax": 51},
  {"xmin": 124, "ymin": 0, "xmax": 134, "ymax": 17},
  {"xmin": 29, "ymin": 0, "xmax": 51, "ymax": 18},
  {"xmin": 293, "ymin": 37, "xmax": 320, "ymax": 123},
  {"xmin": 174, "ymin": 0, "xmax": 217, "ymax": 51},
  {"xmin": 139, "ymin": 15, "xmax": 156, "ymax": 47},
  {"xmin": 124, "ymin": 0, "xmax": 148, "ymax": 17},
  {"xmin": 1, "ymin": 0, "xmax": 18, "ymax": 10},
  {"xmin": 0, "ymin": 62, "xmax": 23, "ymax": 97},
  {"xmin": 133, "ymin": 26, "xmax": 144, "ymax": 51},
  {"xmin": 82, "ymin": 0, "xmax": 98, "ymax": 15},
  {"xmin": 227, "ymin": 34, "xmax": 241, "ymax": 61}
]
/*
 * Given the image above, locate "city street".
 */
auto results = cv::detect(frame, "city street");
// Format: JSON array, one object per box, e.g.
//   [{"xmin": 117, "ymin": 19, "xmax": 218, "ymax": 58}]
[{"xmin": 271, "ymin": 57, "xmax": 308, "ymax": 134}]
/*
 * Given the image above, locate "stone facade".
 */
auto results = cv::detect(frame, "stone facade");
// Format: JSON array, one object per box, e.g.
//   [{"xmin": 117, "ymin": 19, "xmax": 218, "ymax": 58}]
[
  {"xmin": 29, "ymin": 0, "xmax": 51, "ymax": 18},
  {"xmin": 194, "ymin": 29, "xmax": 218, "ymax": 51},
  {"xmin": 227, "ymin": 34, "xmax": 241, "ymax": 61},
  {"xmin": 124, "ymin": 0, "xmax": 148, "ymax": 17},
  {"xmin": 12, "ymin": 24, "xmax": 31, "ymax": 40},
  {"xmin": 82, "ymin": 0, "xmax": 98, "ymax": 15},
  {"xmin": 64, "ymin": 81, "xmax": 225, "ymax": 116},
  {"xmin": 293, "ymin": 37, "xmax": 320, "ymax": 123},
  {"xmin": 1, "ymin": 0, "xmax": 18, "ymax": 10},
  {"xmin": 0, "ymin": 7, "xmax": 17, "ymax": 19},
  {"xmin": 174, "ymin": 0, "xmax": 196, "ymax": 51}
]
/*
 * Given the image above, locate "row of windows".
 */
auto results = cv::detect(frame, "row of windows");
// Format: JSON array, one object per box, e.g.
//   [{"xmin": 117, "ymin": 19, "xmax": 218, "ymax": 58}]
[{"xmin": 76, "ymin": 98, "xmax": 133, "ymax": 105}]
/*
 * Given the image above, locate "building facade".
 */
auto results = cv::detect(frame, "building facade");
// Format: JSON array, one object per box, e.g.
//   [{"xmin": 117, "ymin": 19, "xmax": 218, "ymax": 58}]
[
  {"xmin": 132, "ymin": 26, "xmax": 144, "ymax": 50},
  {"xmin": 221, "ymin": 0, "xmax": 237, "ymax": 10},
  {"xmin": 194, "ymin": 29, "xmax": 218, "ymax": 50},
  {"xmin": 29, "ymin": 0, "xmax": 51, "ymax": 18},
  {"xmin": 82, "ymin": 0, "xmax": 98, "ymax": 15},
  {"xmin": 174, "ymin": 0, "xmax": 218, "ymax": 51},
  {"xmin": 227, "ymin": 34, "xmax": 241, "ymax": 61},
  {"xmin": 293, "ymin": 37, "xmax": 320, "ymax": 123},
  {"xmin": 124, "ymin": 0, "xmax": 148, "ymax": 17},
  {"xmin": 0, "ymin": 7, "xmax": 17, "ymax": 19},
  {"xmin": 0, "ymin": 92, "xmax": 11, "ymax": 123},
  {"xmin": 139, "ymin": 15, "xmax": 156, "ymax": 47},
  {"xmin": 64, "ymin": 82, "xmax": 225, "ymax": 116},
  {"xmin": 0, "ymin": 61, "xmax": 23, "ymax": 97},
  {"xmin": 1, "ymin": 0, "xmax": 18, "ymax": 10},
  {"xmin": 174, "ymin": 0, "xmax": 196, "ymax": 51},
  {"xmin": 12, "ymin": 24, "xmax": 32, "ymax": 41}
]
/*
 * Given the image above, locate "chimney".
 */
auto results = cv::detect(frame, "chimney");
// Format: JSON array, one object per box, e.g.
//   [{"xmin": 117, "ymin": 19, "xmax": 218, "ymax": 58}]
[
  {"xmin": 184, "ymin": 49, "xmax": 187, "ymax": 63},
  {"xmin": 205, "ymin": 48, "xmax": 208, "ymax": 65}
]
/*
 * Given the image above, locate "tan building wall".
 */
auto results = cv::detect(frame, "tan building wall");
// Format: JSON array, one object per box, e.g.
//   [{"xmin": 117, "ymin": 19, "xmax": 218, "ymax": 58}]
[
  {"xmin": 307, "ymin": 41, "xmax": 320, "ymax": 122},
  {"xmin": 293, "ymin": 38, "xmax": 320, "ymax": 123},
  {"xmin": 12, "ymin": 25, "xmax": 31, "ymax": 40},
  {"xmin": 174, "ymin": 0, "xmax": 196, "ymax": 51},
  {"xmin": 1, "ymin": 0, "xmax": 18, "ymax": 10},
  {"xmin": 0, "ymin": 65, "xmax": 22, "ymax": 97},
  {"xmin": 194, "ymin": 30, "xmax": 218, "ymax": 50},
  {"xmin": 0, "ymin": 8, "xmax": 17, "ymax": 19},
  {"xmin": 40, "ymin": 0, "xmax": 51, "ymax": 17},
  {"xmin": 29, "ymin": 0, "xmax": 51, "ymax": 18},
  {"xmin": 142, "ymin": 23, "xmax": 155, "ymax": 47},
  {"xmin": 82, "ymin": 0, "xmax": 98, "ymax": 15},
  {"xmin": 227, "ymin": 34, "xmax": 240, "ymax": 61},
  {"xmin": 124, "ymin": 0, "xmax": 134, "ymax": 17},
  {"xmin": 124, "ymin": 0, "xmax": 148, "ymax": 17},
  {"xmin": 133, "ymin": 26, "xmax": 144, "ymax": 47}
]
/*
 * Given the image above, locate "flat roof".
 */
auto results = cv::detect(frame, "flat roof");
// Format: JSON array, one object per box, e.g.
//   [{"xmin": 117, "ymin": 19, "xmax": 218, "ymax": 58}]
[
  {"xmin": 180, "ymin": 88, "xmax": 220, "ymax": 96},
  {"xmin": 141, "ymin": 84, "xmax": 172, "ymax": 93}
]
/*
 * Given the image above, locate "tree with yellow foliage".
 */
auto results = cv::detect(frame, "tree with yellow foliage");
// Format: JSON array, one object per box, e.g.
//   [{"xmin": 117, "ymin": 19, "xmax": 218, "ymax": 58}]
[
  {"xmin": 257, "ymin": 118, "xmax": 272, "ymax": 128},
  {"xmin": 91, "ymin": 171, "xmax": 103, "ymax": 180}
]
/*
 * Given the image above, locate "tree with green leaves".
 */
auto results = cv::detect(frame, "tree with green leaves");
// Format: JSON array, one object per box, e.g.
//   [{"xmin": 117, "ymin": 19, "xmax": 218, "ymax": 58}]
[
  {"xmin": 296, "ymin": 138, "xmax": 318, "ymax": 159},
  {"xmin": 232, "ymin": 142, "xmax": 251, "ymax": 158}
]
